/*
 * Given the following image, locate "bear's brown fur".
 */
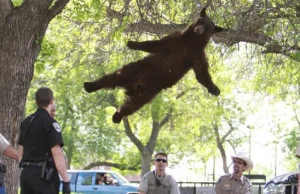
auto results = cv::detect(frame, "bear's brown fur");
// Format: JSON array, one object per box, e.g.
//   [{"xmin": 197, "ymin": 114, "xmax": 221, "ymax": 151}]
[{"xmin": 84, "ymin": 8, "xmax": 223, "ymax": 123}]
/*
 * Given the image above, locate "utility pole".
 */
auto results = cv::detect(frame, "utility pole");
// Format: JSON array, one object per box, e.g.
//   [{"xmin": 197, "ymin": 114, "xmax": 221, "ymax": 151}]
[{"xmin": 248, "ymin": 125, "xmax": 253, "ymax": 175}]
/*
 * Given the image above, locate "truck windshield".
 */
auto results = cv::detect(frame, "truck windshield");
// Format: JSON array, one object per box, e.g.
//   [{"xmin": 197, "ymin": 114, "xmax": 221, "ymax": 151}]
[{"xmin": 112, "ymin": 172, "xmax": 130, "ymax": 184}]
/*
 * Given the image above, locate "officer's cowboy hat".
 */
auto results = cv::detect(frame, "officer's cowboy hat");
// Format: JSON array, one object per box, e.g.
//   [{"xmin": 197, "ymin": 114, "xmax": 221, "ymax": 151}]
[{"xmin": 231, "ymin": 152, "xmax": 253, "ymax": 172}]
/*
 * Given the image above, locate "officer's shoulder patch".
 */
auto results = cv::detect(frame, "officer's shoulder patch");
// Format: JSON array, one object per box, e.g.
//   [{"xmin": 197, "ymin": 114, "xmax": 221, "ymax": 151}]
[
  {"xmin": 141, "ymin": 175, "xmax": 147, "ymax": 182},
  {"xmin": 53, "ymin": 122, "xmax": 61, "ymax": 133},
  {"xmin": 141, "ymin": 173, "xmax": 150, "ymax": 181}
]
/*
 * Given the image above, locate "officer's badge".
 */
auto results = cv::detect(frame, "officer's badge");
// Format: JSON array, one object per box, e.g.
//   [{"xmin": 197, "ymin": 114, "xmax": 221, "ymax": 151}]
[{"xmin": 53, "ymin": 122, "xmax": 61, "ymax": 132}]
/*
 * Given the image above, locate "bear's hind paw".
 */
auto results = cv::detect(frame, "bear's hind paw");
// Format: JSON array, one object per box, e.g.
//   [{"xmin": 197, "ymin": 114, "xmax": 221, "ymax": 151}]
[
  {"xmin": 84, "ymin": 82, "xmax": 98, "ymax": 93},
  {"xmin": 208, "ymin": 86, "xmax": 220, "ymax": 96},
  {"xmin": 112, "ymin": 112, "xmax": 123, "ymax": 123}
]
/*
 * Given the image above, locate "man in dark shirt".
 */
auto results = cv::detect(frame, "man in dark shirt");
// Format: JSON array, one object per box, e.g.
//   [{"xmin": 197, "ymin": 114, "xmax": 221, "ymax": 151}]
[{"xmin": 18, "ymin": 87, "xmax": 70, "ymax": 194}]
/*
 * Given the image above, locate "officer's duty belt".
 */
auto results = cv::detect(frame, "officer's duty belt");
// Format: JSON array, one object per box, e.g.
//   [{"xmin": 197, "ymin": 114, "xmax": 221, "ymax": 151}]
[{"xmin": 23, "ymin": 161, "xmax": 45, "ymax": 167}]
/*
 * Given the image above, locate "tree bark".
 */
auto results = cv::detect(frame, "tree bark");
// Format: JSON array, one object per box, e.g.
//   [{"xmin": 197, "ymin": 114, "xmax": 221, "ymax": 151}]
[
  {"xmin": 140, "ymin": 148, "xmax": 152, "ymax": 177},
  {"xmin": 0, "ymin": 1, "xmax": 70, "ymax": 193}
]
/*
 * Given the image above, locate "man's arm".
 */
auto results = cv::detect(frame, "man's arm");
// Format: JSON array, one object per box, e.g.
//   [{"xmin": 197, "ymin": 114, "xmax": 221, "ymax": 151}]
[
  {"xmin": 138, "ymin": 172, "xmax": 149, "ymax": 194},
  {"xmin": 170, "ymin": 176, "xmax": 180, "ymax": 194},
  {"xmin": 51, "ymin": 145, "xmax": 69, "ymax": 182},
  {"xmin": 215, "ymin": 177, "xmax": 222, "ymax": 194},
  {"xmin": 244, "ymin": 182, "xmax": 252, "ymax": 194},
  {"xmin": 19, "ymin": 145, "xmax": 23, "ymax": 162},
  {"xmin": 3, "ymin": 145, "xmax": 18, "ymax": 160},
  {"xmin": 0, "ymin": 133, "xmax": 19, "ymax": 160}
]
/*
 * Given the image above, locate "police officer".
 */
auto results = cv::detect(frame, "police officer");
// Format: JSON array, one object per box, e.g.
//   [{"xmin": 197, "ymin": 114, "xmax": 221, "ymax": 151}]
[
  {"xmin": 138, "ymin": 152, "xmax": 180, "ymax": 194},
  {"xmin": 18, "ymin": 87, "xmax": 71, "ymax": 194},
  {"xmin": 0, "ymin": 133, "xmax": 19, "ymax": 194},
  {"xmin": 215, "ymin": 152, "xmax": 253, "ymax": 194}
]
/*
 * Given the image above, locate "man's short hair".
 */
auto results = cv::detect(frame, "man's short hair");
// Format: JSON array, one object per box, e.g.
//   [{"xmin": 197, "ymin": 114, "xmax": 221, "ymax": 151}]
[
  {"xmin": 154, "ymin": 152, "xmax": 168, "ymax": 160},
  {"xmin": 35, "ymin": 87, "xmax": 54, "ymax": 107}
]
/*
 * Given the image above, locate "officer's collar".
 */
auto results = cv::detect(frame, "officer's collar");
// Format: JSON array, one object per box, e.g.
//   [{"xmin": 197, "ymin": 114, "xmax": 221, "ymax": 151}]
[
  {"xmin": 230, "ymin": 174, "xmax": 244, "ymax": 183},
  {"xmin": 153, "ymin": 170, "xmax": 166, "ymax": 179},
  {"xmin": 36, "ymin": 107, "xmax": 50, "ymax": 115}
]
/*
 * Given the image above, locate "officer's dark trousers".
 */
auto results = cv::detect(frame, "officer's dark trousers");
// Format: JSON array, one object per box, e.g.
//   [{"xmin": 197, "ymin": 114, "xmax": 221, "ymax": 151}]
[
  {"xmin": 53, "ymin": 173, "xmax": 60, "ymax": 194},
  {"xmin": 20, "ymin": 166, "xmax": 57, "ymax": 194}
]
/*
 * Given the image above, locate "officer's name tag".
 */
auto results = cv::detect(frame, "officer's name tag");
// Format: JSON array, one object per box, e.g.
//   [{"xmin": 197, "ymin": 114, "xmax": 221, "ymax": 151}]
[{"xmin": 222, "ymin": 184, "xmax": 231, "ymax": 191}]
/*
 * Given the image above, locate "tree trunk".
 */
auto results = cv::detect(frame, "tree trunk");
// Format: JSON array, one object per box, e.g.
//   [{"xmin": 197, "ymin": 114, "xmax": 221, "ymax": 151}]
[
  {"xmin": 213, "ymin": 124, "xmax": 229, "ymax": 174},
  {"xmin": 218, "ymin": 142, "xmax": 229, "ymax": 174},
  {"xmin": 140, "ymin": 148, "xmax": 152, "ymax": 177},
  {"xmin": 0, "ymin": 1, "xmax": 70, "ymax": 193},
  {"xmin": 66, "ymin": 124, "xmax": 77, "ymax": 169},
  {"xmin": 0, "ymin": 7, "xmax": 42, "ymax": 194},
  {"xmin": 123, "ymin": 118, "xmax": 164, "ymax": 177}
]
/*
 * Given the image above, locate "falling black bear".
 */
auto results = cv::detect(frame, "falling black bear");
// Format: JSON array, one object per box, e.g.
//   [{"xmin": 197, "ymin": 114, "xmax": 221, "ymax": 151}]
[{"xmin": 84, "ymin": 8, "xmax": 224, "ymax": 123}]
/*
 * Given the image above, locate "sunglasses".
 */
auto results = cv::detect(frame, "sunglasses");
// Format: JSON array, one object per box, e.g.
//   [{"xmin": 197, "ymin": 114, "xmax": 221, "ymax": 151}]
[{"xmin": 155, "ymin": 159, "xmax": 168, "ymax": 163}]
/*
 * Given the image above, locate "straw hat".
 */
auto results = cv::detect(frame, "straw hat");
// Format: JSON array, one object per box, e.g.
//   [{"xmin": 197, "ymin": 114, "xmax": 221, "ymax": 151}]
[{"xmin": 231, "ymin": 152, "xmax": 253, "ymax": 172}]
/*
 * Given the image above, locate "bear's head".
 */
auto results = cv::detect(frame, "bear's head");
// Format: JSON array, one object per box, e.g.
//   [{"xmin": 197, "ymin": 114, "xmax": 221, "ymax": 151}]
[{"xmin": 193, "ymin": 8, "xmax": 223, "ymax": 35}]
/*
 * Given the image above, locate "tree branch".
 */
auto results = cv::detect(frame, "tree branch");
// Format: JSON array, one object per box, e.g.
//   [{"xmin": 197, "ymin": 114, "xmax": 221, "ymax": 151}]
[
  {"xmin": 106, "ymin": 6, "xmax": 125, "ymax": 22},
  {"xmin": 146, "ymin": 121, "xmax": 160, "ymax": 151},
  {"xmin": 107, "ymin": 7, "xmax": 300, "ymax": 60},
  {"xmin": 159, "ymin": 113, "xmax": 171, "ymax": 127},
  {"xmin": 126, "ymin": 21, "xmax": 186, "ymax": 35},
  {"xmin": 204, "ymin": 0, "xmax": 213, "ymax": 9},
  {"xmin": 221, "ymin": 122, "xmax": 235, "ymax": 143},
  {"xmin": 294, "ymin": 108, "xmax": 300, "ymax": 127},
  {"xmin": 122, "ymin": 117, "xmax": 145, "ymax": 153},
  {"xmin": 176, "ymin": 87, "xmax": 199, "ymax": 99},
  {"xmin": 83, "ymin": 161, "xmax": 140, "ymax": 171},
  {"xmin": 48, "ymin": 0, "xmax": 70, "ymax": 21}
]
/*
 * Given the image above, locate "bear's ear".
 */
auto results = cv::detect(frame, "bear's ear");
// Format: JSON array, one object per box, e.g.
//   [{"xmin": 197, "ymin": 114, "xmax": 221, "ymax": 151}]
[
  {"xmin": 200, "ymin": 8, "xmax": 207, "ymax": 17},
  {"xmin": 214, "ymin": 25, "xmax": 224, "ymax": 32}
]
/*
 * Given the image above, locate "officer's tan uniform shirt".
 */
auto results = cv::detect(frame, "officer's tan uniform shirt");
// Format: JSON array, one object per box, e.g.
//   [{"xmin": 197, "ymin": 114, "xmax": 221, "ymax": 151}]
[
  {"xmin": 138, "ymin": 171, "xmax": 180, "ymax": 194},
  {"xmin": 215, "ymin": 174, "xmax": 252, "ymax": 194},
  {"xmin": 0, "ymin": 134, "xmax": 10, "ymax": 155}
]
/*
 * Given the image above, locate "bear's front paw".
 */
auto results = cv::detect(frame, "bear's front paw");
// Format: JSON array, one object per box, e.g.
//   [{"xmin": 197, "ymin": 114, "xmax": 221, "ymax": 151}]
[
  {"xmin": 127, "ymin": 41, "xmax": 137, "ymax": 50},
  {"xmin": 112, "ymin": 111, "xmax": 123, "ymax": 123},
  {"xmin": 84, "ymin": 82, "xmax": 95, "ymax": 93},
  {"xmin": 208, "ymin": 86, "xmax": 220, "ymax": 96}
]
